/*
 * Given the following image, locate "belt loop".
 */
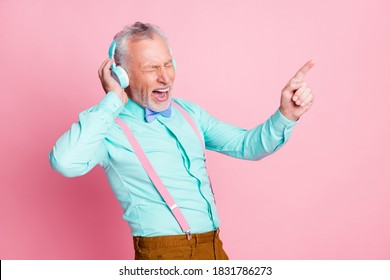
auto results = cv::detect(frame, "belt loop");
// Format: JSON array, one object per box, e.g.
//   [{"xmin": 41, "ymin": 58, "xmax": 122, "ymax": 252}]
[{"xmin": 133, "ymin": 236, "xmax": 140, "ymax": 251}]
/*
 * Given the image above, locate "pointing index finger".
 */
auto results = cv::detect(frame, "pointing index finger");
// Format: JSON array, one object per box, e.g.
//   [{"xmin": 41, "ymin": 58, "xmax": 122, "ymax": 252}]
[{"xmin": 292, "ymin": 59, "xmax": 316, "ymax": 81}]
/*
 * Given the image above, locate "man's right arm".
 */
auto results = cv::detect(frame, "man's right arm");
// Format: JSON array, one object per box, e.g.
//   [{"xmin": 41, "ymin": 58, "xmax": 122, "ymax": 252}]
[
  {"xmin": 50, "ymin": 58, "xmax": 128, "ymax": 177},
  {"xmin": 49, "ymin": 92, "xmax": 124, "ymax": 177}
]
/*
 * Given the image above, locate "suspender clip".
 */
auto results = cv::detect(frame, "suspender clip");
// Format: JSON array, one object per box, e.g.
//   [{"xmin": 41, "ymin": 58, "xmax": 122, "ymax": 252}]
[{"xmin": 185, "ymin": 230, "xmax": 192, "ymax": 240}]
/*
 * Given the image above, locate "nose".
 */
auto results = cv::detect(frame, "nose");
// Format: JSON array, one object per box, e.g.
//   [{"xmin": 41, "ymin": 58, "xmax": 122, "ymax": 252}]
[{"xmin": 157, "ymin": 66, "xmax": 172, "ymax": 85}]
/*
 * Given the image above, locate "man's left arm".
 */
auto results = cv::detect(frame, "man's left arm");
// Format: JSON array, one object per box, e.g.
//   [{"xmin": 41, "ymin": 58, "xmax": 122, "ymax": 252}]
[{"xmin": 201, "ymin": 60, "xmax": 315, "ymax": 160}]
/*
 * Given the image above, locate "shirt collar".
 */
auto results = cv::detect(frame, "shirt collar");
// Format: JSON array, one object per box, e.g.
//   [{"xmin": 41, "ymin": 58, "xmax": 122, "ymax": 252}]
[{"xmin": 123, "ymin": 98, "xmax": 146, "ymax": 121}]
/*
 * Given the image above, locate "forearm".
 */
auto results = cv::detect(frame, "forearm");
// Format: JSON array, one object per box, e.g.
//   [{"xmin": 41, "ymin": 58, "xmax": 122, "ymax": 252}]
[
  {"xmin": 49, "ymin": 92, "xmax": 124, "ymax": 177},
  {"xmin": 204, "ymin": 108, "xmax": 297, "ymax": 160},
  {"xmin": 243, "ymin": 108, "xmax": 297, "ymax": 159}
]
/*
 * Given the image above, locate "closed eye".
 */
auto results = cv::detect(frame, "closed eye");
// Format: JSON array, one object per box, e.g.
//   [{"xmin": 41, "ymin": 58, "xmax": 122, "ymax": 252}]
[
  {"xmin": 141, "ymin": 59, "xmax": 174, "ymax": 72},
  {"xmin": 141, "ymin": 65, "xmax": 159, "ymax": 72},
  {"xmin": 164, "ymin": 60, "xmax": 174, "ymax": 67}
]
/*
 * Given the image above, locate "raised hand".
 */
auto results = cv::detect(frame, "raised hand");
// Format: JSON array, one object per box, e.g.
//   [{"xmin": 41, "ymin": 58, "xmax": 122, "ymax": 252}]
[
  {"xmin": 279, "ymin": 60, "xmax": 315, "ymax": 121},
  {"xmin": 98, "ymin": 58, "xmax": 129, "ymax": 104}
]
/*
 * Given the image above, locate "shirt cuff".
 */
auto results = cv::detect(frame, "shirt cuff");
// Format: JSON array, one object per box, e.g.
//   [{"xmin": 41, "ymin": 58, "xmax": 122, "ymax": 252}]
[
  {"xmin": 96, "ymin": 91, "xmax": 124, "ymax": 117},
  {"xmin": 270, "ymin": 108, "xmax": 298, "ymax": 132}
]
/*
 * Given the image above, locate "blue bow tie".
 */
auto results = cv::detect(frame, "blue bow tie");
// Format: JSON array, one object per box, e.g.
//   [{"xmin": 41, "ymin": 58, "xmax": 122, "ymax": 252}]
[{"xmin": 145, "ymin": 104, "xmax": 172, "ymax": 123}]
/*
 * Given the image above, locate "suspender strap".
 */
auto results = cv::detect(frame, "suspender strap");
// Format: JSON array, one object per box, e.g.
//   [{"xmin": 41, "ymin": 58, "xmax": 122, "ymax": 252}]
[
  {"xmin": 171, "ymin": 101, "xmax": 205, "ymax": 150},
  {"xmin": 115, "ymin": 117, "xmax": 192, "ymax": 239}
]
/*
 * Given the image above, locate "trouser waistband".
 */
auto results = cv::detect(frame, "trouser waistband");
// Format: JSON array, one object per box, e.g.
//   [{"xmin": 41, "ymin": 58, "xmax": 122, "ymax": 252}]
[{"xmin": 134, "ymin": 229, "xmax": 220, "ymax": 249}]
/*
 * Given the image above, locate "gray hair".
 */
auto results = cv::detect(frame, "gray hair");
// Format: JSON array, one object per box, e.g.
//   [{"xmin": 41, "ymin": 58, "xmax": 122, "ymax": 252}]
[{"xmin": 113, "ymin": 22, "xmax": 169, "ymax": 70}]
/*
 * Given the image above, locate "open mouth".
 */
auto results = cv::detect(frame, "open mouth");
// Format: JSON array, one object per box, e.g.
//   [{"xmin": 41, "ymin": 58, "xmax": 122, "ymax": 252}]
[{"xmin": 152, "ymin": 87, "xmax": 170, "ymax": 102}]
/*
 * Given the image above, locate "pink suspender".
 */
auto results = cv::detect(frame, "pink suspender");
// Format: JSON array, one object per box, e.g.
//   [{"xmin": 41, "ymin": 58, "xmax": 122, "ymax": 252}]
[
  {"xmin": 115, "ymin": 101, "xmax": 204, "ymax": 240},
  {"xmin": 171, "ymin": 102, "xmax": 204, "ymax": 149}
]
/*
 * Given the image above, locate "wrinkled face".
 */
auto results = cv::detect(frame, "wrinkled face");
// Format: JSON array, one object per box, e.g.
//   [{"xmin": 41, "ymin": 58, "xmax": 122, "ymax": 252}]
[{"xmin": 125, "ymin": 34, "xmax": 175, "ymax": 112}]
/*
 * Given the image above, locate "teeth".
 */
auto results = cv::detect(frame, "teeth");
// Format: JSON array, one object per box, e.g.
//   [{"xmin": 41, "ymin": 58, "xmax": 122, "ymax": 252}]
[{"xmin": 155, "ymin": 87, "xmax": 169, "ymax": 93}]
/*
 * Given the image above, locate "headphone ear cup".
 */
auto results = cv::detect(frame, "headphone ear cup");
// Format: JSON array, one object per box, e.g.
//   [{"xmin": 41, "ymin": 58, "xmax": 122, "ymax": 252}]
[
  {"xmin": 169, "ymin": 48, "xmax": 176, "ymax": 70},
  {"xmin": 111, "ymin": 66, "xmax": 129, "ymax": 88}
]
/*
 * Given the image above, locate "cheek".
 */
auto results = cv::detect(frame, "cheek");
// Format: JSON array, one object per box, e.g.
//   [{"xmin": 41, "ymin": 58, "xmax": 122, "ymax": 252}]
[
  {"xmin": 130, "ymin": 74, "xmax": 152, "ymax": 92},
  {"xmin": 143, "ymin": 76, "xmax": 158, "ymax": 92}
]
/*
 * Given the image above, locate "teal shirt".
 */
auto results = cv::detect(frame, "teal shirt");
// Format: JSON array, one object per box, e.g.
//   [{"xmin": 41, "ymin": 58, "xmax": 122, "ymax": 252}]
[{"xmin": 49, "ymin": 92, "xmax": 297, "ymax": 237}]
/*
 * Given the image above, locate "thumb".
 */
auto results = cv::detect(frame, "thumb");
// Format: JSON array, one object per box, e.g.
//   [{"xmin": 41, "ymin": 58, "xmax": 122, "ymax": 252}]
[{"xmin": 283, "ymin": 80, "xmax": 304, "ymax": 94}]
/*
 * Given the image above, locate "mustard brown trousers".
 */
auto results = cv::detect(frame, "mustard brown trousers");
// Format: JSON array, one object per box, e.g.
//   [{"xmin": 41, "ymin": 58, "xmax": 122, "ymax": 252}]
[{"xmin": 133, "ymin": 229, "xmax": 229, "ymax": 260}]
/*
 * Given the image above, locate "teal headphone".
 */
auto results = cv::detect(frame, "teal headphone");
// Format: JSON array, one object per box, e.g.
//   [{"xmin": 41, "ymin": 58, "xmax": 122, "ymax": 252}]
[
  {"xmin": 170, "ymin": 49, "xmax": 177, "ymax": 70},
  {"xmin": 108, "ymin": 40, "xmax": 129, "ymax": 88},
  {"xmin": 108, "ymin": 40, "xmax": 176, "ymax": 89}
]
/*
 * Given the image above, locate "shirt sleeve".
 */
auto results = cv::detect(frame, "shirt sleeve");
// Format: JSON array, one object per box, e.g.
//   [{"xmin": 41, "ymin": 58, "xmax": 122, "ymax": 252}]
[
  {"xmin": 199, "ymin": 107, "xmax": 297, "ymax": 160},
  {"xmin": 49, "ymin": 92, "xmax": 124, "ymax": 177}
]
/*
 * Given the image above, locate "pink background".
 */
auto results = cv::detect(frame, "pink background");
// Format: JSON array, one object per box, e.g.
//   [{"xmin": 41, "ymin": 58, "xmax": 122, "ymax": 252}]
[{"xmin": 1, "ymin": 0, "xmax": 390, "ymax": 260}]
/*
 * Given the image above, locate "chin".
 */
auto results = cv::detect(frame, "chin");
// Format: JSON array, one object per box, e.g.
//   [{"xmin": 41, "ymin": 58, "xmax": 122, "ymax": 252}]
[
  {"xmin": 149, "ymin": 97, "xmax": 171, "ymax": 112},
  {"xmin": 147, "ymin": 101, "xmax": 169, "ymax": 112}
]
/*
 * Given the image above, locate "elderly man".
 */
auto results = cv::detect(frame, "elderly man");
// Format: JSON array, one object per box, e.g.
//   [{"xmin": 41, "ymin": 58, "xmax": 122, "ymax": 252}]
[{"xmin": 49, "ymin": 22, "xmax": 314, "ymax": 260}]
